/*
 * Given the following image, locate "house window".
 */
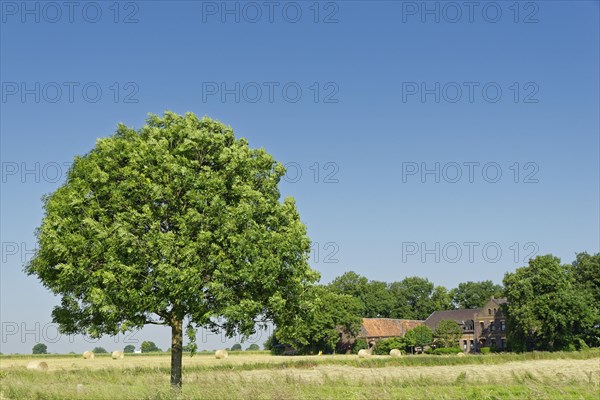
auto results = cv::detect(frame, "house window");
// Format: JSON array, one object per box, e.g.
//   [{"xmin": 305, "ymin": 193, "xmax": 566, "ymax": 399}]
[
  {"xmin": 501, "ymin": 321, "xmax": 506, "ymax": 331},
  {"xmin": 493, "ymin": 308, "xmax": 497, "ymax": 314},
  {"xmin": 490, "ymin": 322, "xmax": 495, "ymax": 331},
  {"xmin": 463, "ymin": 340, "xmax": 467, "ymax": 350},
  {"xmin": 488, "ymin": 309, "xmax": 492, "ymax": 315},
  {"xmin": 480, "ymin": 322, "xmax": 484, "ymax": 331},
  {"xmin": 491, "ymin": 339, "xmax": 496, "ymax": 348},
  {"xmin": 501, "ymin": 339, "xmax": 506, "ymax": 348}
]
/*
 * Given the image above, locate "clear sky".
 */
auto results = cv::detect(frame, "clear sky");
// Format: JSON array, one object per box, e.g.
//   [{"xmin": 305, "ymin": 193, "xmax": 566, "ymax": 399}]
[{"xmin": 1, "ymin": 1, "xmax": 598, "ymax": 354}]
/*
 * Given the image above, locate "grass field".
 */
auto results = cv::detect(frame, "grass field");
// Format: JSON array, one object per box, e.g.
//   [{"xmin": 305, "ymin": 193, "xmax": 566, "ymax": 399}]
[{"xmin": 1, "ymin": 350, "xmax": 598, "ymax": 399}]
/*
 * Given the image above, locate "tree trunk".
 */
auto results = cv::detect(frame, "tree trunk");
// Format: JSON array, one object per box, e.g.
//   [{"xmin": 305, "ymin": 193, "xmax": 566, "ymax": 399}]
[{"xmin": 170, "ymin": 317, "xmax": 183, "ymax": 388}]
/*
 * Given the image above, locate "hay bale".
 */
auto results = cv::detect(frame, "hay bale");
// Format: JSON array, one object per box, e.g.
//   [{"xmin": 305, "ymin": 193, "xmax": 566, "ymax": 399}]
[
  {"xmin": 357, "ymin": 349, "xmax": 371, "ymax": 358},
  {"xmin": 82, "ymin": 351, "xmax": 95, "ymax": 359},
  {"xmin": 389, "ymin": 349, "xmax": 402, "ymax": 358},
  {"xmin": 456, "ymin": 352, "xmax": 466, "ymax": 357},
  {"xmin": 215, "ymin": 349, "xmax": 228, "ymax": 359},
  {"xmin": 111, "ymin": 350, "xmax": 124, "ymax": 360},
  {"xmin": 26, "ymin": 361, "xmax": 48, "ymax": 371}
]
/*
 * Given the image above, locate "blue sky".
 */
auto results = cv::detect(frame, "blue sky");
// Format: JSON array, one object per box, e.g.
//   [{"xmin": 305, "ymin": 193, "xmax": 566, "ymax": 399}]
[{"xmin": 1, "ymin": 0, "xmax": 598, "ymax": 354}]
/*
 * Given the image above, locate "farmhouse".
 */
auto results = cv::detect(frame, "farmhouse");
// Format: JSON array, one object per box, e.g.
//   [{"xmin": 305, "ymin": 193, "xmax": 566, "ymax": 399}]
[{"xmin": 425, "ymin": 297, "xmax": 508, "ymax": 353}]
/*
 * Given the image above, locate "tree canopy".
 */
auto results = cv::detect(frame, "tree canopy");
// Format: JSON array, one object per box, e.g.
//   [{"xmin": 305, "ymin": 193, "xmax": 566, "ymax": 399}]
[
  {"xmin": 404, "ymin": 325, "xmax": 433, "ymax": 352},
  {"xmin": 276, "ymin": 285, "xmax": 362, "ymax": 354},
  {"xmin": 450, "ymin": 280, "xmax": 504, "ymax": 309},
  {"xmin": 32, "ymin": 343, "xmax": 48, "ymax": 354},
  {"xmin": 123, "ymin": 345, "xmax": 136, "ymax": 353},
  {"xmin": 503, "ymin": 254, "xmax": 598, "ymax": 351},
  {"xmin": 92, "ymin": 346, "xmax": 108, "ymax": 354},
  {"xmin": 434, "ymin": 320, "xmax": 463, "ymax": 348},
  {"xmin": 141, "ymin": 341, "xmax": 161, "ymax": 353},
  {"xmin": 26, "ymin": 112, "xmax": 318, "ymax": 387}
]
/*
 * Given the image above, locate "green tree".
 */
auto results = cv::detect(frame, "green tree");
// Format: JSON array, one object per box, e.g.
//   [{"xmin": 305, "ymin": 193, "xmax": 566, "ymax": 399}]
[
  {"xmin": 434, "ymin": 320, "xmax": 463, "ymax": 348},
  {"xmin": 123, "ymin": 345, "xmax": 136, "ymax": 353},
  {"xmin": 390, "ymin": 277, "xmax": 452, "ymax": 320},
  {"xmin": 503, "ymin": 255, "xmax": 598, "ymax": 351},
  {"xmin": 246, "ymin": 343, "xmax": 260, "ymax": 351},
  {"xmin": 141, "ymin": 341, "xmax": 161, "ymax": 353},
  {"xmin": 328, "ymin": 272, "xmax": 395, "ymax": 317},
  {"xmin": 571, "ymin": 252, "xmax": 600, "ymax": 347},
  {"xmin": 32, "ymin": 343, "xmax": 48, "ymax": 354},
  {"xmin": 404, "ymin": 325, "xmax": 433, "ymax": 353},
  {"xmin": 277, "ymin": 285, "xmax": 362, "ymax": 354},
  {"xmin": 92, "ymin": 346, "xmax": 108, "ymax": 354},
  {"xmin": 26, "ymin": 112, "xmax": 318, "ymax": 388},
  {"xmin": 230, "ymin": 343, "xmax": 242, "ymax": 351},
  {"xmin": 450, "ymin": 281, "xmax": 504, "ymax": 309},
  {"xmin": 571, "ymin": 252, "xmax": 600, "ymax": 304}
]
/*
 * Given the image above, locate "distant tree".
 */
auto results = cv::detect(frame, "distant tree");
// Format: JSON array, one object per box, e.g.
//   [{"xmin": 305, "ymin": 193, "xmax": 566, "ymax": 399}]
[
  {"xmin": 431, "ymin": 286, "xmax": 454, "ymax": 311},
  {"xmin": 328, "ymin": 272, "xmax": 395, "ymax": 317},
  {"xmin": 450, "ymin": 281, "xmax": 504, "ymax": 309},
  {"xmin": 277, "ymin": 285, "xmax": 363, "ymax": 354},
  {"xmin": 404, "ymin": 325, "xmax": 433, "ymax": 353},
  {"xmin": 246, "ymin": 343, "xmax": 260, "ymax": 351},
  {"xmin": 92, "ymin": 347, "xmax": 108, "ymax": 354},
  {"xmin": 32, "ymin": 343, "xmax": 48, "ymax": 354},
  {"xmin": 141, "ymin": 341, "xmax": 161, "ymax": 353},
  {"xmin": 25, "ymin": 112, "xmax": 319, "ymax": 388},
  {"xmin": 503, "ymin": 255, "xmax": 597, "ymax": 351},
  {"xmin": 434, "ymin": 320, "xmax": 463, "ymax": 348},
  {"xmin": 230, "ymin": 343, "xmax": 242, "ymax": 351},
  {"xmin": 390, "ymin": 277, "xmax": 452, "ymax": 320},
  {"xmin": 123, "ymin": 345, "xmax": 136, "ymax": 353}
]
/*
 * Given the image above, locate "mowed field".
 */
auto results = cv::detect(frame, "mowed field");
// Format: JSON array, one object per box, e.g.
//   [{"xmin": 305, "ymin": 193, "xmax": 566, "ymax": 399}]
[{"xmin": 1, "ymin": 351, "xmax": 599, "ymax": 399}]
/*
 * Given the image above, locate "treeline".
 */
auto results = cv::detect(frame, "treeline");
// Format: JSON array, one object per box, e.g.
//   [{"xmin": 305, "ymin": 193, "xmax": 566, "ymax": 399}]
[
  {"xmin": 327, "ymin": 272, "xmax": 503, "ymax": 320},
  {"xmin": 273, "ymin": 252, "xmax": 599, "ymax": 354}
]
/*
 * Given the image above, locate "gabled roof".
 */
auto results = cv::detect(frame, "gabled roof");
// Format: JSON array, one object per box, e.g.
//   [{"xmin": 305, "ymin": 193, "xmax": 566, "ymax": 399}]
[
  {"xmin": 359, "ymin": 318, "xmax": 423, "ymax": 338},
  {"xmin": 424, "ymin": 309, "xmax": 477, "ymax": 330}
]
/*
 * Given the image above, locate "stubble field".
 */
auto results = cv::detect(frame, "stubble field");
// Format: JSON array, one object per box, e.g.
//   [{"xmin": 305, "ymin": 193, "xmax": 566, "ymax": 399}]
[{"xmin": 1, "ymin": 350, "xmax": 598, "ymax": 399}]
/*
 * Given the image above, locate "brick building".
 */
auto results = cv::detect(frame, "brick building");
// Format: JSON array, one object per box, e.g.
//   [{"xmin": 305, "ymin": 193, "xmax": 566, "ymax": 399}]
[{"xmin": 424, "ymin": 297, "xmax": 508, "ymax": 353}]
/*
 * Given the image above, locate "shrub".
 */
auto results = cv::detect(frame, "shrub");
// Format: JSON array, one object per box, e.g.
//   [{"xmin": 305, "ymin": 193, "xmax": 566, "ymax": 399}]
[
  {"xmin": 480, "ymin": 347, "xmax": 491, "ymax": 354},
  {"xmin": 123, "ymin": 345, "xmax": 136, "ymax": 353},
  {"xmin": 431, "ymin": 347, "xmax": 462, "ymax": 355},
  {"xmin": 373, "ymin": 338, "xmax": 405, "ymax": 355},
  {"xmin": 246, "ymin": 344, "xmax": 260, "ymax": 351},
  {"xmin": 351, "ymin": 339, "xmax": 368, "ymax": 354},
  {"xmin": 231, "ymin": 343, "xmax": 242, "ymax": 351}
]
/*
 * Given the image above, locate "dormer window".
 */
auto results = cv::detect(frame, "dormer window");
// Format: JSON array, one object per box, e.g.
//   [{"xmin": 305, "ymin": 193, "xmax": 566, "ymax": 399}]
[{"xmin": 488, "ymin": 309, "xmax": 492, "ymax": 315}]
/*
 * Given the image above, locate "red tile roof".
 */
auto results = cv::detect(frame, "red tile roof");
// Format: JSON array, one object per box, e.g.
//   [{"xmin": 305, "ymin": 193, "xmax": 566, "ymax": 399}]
[{"xmin": 359, "ymin": 318, "xmax": 423, "ymax": 338}]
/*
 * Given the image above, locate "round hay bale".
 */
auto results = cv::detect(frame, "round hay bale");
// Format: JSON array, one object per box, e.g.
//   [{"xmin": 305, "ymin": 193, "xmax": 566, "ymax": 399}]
[
  {"xmin": 26, "ymin": 361, "xmax": 48, "ymax": 371},
  {"xmin": 357, "ymin": 349, "xmax": 371, "ymax": 358},
  {"xmin": 456, "ymin": 352, "xmax": 466, "ymax": 357},
  {"xmin": 111, "ymin": 350, "xmax": 124, "ymax": 360},
  {"xmin": 82, "ymin": 351, "xmax": 95, "ymax": 359},
  {"xmin": 215, "ymin": 349, "xmax": 228, "ymax": 359},
  {"xmin": 389, "ymin": 349, "xmax": 402, "ymax": 358}
]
